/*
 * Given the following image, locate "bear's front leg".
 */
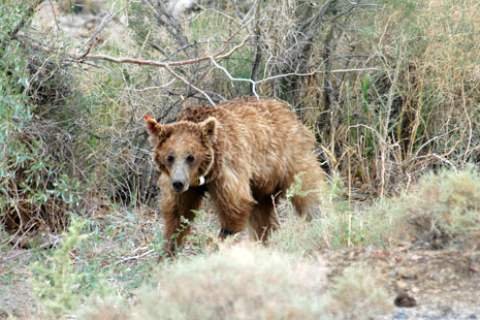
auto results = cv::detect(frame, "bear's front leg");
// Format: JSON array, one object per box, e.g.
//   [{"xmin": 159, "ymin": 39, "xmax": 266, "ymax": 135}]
[
  {"xmin": 160, "ymin": 187, "xmax": 204, "ymax": 257},
  {"xmin": 209, "ymin": 178, "xmax": 256, "ymax": 240},
  {"xmin": 216, "ymin": 201, "xmax": 255, "ymax": 240}
]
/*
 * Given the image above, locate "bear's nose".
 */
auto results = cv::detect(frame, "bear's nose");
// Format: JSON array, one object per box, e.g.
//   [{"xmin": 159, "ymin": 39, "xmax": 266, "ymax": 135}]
[{"xmin": 172, "ymin": 181, "xmax": 185, "ymax": 192}]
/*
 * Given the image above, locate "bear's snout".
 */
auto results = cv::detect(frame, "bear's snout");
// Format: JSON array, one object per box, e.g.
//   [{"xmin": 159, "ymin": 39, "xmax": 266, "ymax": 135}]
[
  {"xmin": 171, "ymin": 164, "xmax": 189, "ymax": 193},
  {"xmin": 172, "ymin": 180, "xmax": 186, "ymax": 193}
]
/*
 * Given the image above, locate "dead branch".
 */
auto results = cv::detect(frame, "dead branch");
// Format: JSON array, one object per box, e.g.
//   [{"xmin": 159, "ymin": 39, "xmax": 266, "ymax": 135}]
[
  {"xmin": 79, "ymin": 27, "xmax": 249, "ymax": 67},
  {"xmin": 143, "ymin": 0, "xmax": 197, "ymax": 60}
]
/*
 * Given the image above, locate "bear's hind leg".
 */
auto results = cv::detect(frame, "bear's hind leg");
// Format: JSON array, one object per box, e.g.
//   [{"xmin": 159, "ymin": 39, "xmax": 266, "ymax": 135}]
[
  {"xmin": 290, "ymin": 161, "xmax": 324, "ymax": 220},
  {"xmin": 248, "ymin": 196, "xmax": 279, "ymax": 242}
]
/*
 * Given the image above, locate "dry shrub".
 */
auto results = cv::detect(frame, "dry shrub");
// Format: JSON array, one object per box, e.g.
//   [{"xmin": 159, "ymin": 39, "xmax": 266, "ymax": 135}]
[
  {"xmin": 136, "ymin": 244, "xmax": 328, "ymax": 320},
  {"xmin": 363, "ymin": 167, "xmax": 480, "ymax": 249},
  {"xmin": 269, "ymin": 219, "xmax": 327, "ymax": 255},
  {"xmin": 5, "ymin": 124, "xmax": 80, "ymax": 236},
  {"xmin": 329, "ymin": 266, "xmax": 391, "ymax": 318},
  {"xmin": 312, "ymin": 0, "xmax": 480, "ymax": 195},
  {"xmin": 80, "ymin": 297, "xmax": 130, "ymax": 320},
  {"xmin": 271, "ymin": 168, "xmax": 480, "ymax": 251},
  {"xmin": 269, "ymin": 195, "xmax": 408, "ymax": 252},
  {"xmin": 80, "ymin": 244, "xmax": 330, "ymax": 320},
  {"xmin": 26, "ymin": 54, "xmax": 73, "ymax": 110},
  {"xmin": 80, "ymin": 244, "xmax": 395, "ymax": 320},
  {"xmin": 399, "ymin": 168, "xmax": 480, "ymax": 249}
]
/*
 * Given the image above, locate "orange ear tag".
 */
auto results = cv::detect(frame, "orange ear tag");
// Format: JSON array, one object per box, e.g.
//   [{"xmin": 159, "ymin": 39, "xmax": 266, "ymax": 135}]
[{"xmin": 145, "ymin": 115, "xmax": 159, "ymax": 128}]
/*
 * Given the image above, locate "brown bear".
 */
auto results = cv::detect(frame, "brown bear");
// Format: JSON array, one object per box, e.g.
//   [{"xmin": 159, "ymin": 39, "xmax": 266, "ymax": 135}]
[{"xmin": 145, "ymin": 97, "xmax": 324, "ymax": 255}]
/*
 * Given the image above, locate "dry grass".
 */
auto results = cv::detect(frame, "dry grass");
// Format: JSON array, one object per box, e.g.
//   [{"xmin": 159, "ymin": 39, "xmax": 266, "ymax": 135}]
[
  {"xmin": 338, "ymin": 167, "xmax": 480, "ymax": 250},
  {"xmin": 315, "ymin": 0, "xmax": 480, "ymax": 196}
]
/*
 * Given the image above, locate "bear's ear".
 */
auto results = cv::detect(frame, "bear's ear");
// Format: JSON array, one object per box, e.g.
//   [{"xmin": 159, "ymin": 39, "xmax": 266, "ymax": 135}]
[
  {"xmin": 200, "ymin": 117, "xmax": 218, "ymax": 144},
  {"xmin": 145, "ymin": 116, "xmax": 164, "ymax": 145}
]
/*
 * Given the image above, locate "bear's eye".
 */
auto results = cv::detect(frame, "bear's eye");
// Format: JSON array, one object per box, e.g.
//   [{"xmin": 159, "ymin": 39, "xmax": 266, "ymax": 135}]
[
  {"xmin": 166, "ymin": 155, "xmax": 175, "ymax": 165},
  {"xmin": 186, "ymin": 154, "xmax": 196, "ymax": 164}
]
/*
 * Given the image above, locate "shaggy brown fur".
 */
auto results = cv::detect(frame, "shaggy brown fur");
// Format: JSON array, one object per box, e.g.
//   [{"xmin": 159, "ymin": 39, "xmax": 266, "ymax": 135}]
[{"xmin": 146, "ymin": 97, "xmax": 325, "ymax": 255}]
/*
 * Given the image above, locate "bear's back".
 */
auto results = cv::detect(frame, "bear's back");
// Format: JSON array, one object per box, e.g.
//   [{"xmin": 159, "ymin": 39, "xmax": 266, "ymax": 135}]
[{"xmin": 178, "ymin": 97, "xmax": 298, "ymax": 128}]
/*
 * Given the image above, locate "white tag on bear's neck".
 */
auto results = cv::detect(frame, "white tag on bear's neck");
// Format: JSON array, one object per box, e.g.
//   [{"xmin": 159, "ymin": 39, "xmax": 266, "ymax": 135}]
[{"xmin": 191, "ymin": 176, "xmax": 205, "ymax": 187}]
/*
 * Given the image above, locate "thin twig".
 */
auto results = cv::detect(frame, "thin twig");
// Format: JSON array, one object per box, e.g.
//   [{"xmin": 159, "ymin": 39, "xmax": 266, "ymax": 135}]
[
  {"xmin": 165, "ymin": 64, "xmax": 216, "ymax": 106},
  {"xmin": 210, "ymin": 57, "xmax": 258, "ymax": 98},
  {"xmin": 116, "ymin": 249, "xmax": 156, "ymax": 264},
  {"xmin": 48, "ymin": 0, "xmax": 61, "ymax": 32},
  {"xmin": 210, "ymin": 57, "xmax": 378, "ymax": 99},
  {"xmin": 78, "ymin": 0, "xmax": 131, "ymax": 58}
]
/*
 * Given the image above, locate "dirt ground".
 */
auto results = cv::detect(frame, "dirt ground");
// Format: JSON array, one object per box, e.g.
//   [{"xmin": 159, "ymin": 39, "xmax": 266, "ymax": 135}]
[{"xmin": 323, "ymin": 247, "xmax": 480, "ymax": 320}]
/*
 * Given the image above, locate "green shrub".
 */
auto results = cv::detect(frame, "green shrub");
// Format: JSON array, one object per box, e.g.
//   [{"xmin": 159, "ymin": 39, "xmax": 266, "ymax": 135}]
[
  {"xmin": 32, "ymin": 218, "xmax": 115, "ymax": 317},
  {"xmin": 31, "ymin": 219, "xmax": 88, "ymax": 317}
]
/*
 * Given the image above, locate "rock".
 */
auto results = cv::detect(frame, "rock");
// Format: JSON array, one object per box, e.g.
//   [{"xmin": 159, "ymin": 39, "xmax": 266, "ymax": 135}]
[
  {"xmin": 395, "ymin": 280, "xmax": 407, "ymax": 291},
  {"xmin": 394, "ymin": 292, "xmax": 417, "ymax": 308},
  {"xmin": 398, "ymin": 267, "xmax": 419, "ymax": 279},
  {"xmin": 0, "ymin": 309, "xmax": 9, "ymax": 318},
  {"xmin": 393, "ymin": 311, "xmax": 409, "ymax": 319},
  {"xmin": 439, "ymin": 305, "xmax": 453, "ymax": 316}
]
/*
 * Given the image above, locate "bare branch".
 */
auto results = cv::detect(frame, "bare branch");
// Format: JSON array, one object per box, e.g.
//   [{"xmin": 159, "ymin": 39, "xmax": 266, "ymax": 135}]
[
  {"xmin": 79, "ymin": 27, "xmax": 249, "ymax": 67},
  {"xmin": 209, "ymin": 57, "xmax": 258, "ymax": 98},
  {"xmin": 210, "ymin": 55, "xmax": 378, "ymax": 99}
]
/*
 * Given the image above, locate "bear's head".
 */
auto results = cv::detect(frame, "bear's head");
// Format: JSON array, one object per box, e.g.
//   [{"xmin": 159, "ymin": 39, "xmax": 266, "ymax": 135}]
[{"xmin": 145, "ymin": 116, "xmax": 217, "ymax": 193}]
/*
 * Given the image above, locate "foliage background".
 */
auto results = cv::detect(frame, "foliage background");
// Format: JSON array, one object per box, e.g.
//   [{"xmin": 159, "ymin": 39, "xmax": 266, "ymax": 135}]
[{"xmin": 1, "ymin": 0, "xmax": 480, "ymax": 318}]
